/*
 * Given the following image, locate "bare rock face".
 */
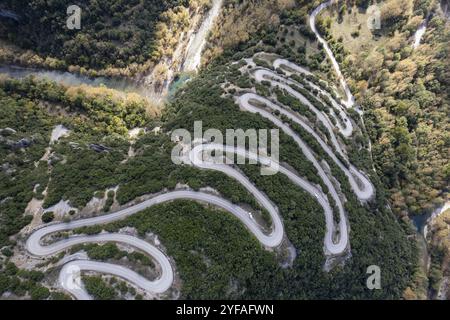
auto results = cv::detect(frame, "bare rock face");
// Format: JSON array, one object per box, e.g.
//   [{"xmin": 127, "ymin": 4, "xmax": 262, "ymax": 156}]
[
  {"xmin": 89, "ymin": 143, "xmax": 111, "ymax": 153},
  {"xmin": 0, "ymin": 128, "xmax": 34, "ymax": 149},
  {"xmin": 12, "ymin": 138, "xmax": 32, "ymax": 149},
  {"xmin": 0, "ymin": 137, "xmax": 32, "ymax": 149},
  {"xmin": 0, "ymin": 127, "xmax": 17, "ymax": 135}
]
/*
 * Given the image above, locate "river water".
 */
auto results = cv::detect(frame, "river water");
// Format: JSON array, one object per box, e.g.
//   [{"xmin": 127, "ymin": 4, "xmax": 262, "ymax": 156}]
[
  {"xmin": 0, "ymin": 0, "xmax": 224, "ymax": 101},
  {"xmin": 0, "ymin": 65, "xmax": 150, "ymax": 97},
  {"xmin": 412, "ymin": 202, "xmax": 450, "ymax": 236}
]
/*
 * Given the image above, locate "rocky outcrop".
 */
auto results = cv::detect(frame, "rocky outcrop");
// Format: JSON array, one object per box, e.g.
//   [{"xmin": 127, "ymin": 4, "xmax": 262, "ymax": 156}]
[{"xmin": 89, "ymin": 143, "xmax": 111, "ymax": 153}]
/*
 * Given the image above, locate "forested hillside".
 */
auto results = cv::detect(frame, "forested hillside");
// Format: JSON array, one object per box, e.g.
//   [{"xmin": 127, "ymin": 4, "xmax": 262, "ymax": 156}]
[
  {"xmin": 0, "ymin": 0, "xmax": 208, "ymax": 76},
  {"xmin": 428, "ymin": 207, "xmax": 450, "ymax": 299},
  {"xmin": 0, "ymin": 56, "xmax": 417, "ymax": 300},
  {"xmin": 1, "ymin": 0, "xmax": 420, "ymax": 300},
  {"xmin": 3, "ymin": 0, "xmax": 448, "ymax": 300},
  {"xmin": 312, "ymin": 0, "xmax": 449, "ymax": 299},
  {"xmin": 317, "ymin": 0, "xmax": 449, "ymax": 218}
]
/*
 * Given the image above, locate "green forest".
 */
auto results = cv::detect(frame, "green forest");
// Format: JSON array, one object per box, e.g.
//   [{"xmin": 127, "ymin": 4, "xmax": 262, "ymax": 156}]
[
  {"xmin": 0, "ymin": 0, "xmax": 448, "ymax": 300},
  {"xmin": 315, "ymin": 0, "xmax": 449, "ymax": 218},
  {"xmin": 0, "ymin": 0, "xmax": 209, "ymax": 76},
  {"xmin": 0, "ymin": 43, "xmax": 418, "ymax": 300}
]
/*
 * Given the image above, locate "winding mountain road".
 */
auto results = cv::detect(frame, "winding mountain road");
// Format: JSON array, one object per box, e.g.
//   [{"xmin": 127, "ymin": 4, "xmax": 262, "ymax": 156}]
[
  {"xmin": 23, "ymin": 1, "xmax": 375, "ymax": 300},
  {"xmin": 26, "ymin": 190, "xmax": 277, "ymax": 299},
  {"xmin": 188, "ymin": 143, "xmax": 348, "ymax": 253},
  {"xmin": 272, "ymin": 58, "xmax": 353, "ymax": 136},
  {"xmin": 238, "ymin": 91, "xmax": 373, "ymax": 201},
  {"xmin": 310, "ymin": 0, "xmax": 356, "ymax": 108},
  {"xmin": 254, "ymin": 68, "xmax": 351, "ymax": 148},
  {"xmin": 27, "ymin": 134, "xmax": 354, "ymax": 298}
]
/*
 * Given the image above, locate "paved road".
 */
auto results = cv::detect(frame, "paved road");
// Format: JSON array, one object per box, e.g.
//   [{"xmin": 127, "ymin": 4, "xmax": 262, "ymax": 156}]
[
  {"xmin": 25, "ymin": 61, "xmax": 371, "ymax": 298},
  {"xmin": 26, "ymin": 190, "xmax": 283, "ymax": 299},
  {"xmin": 27, "ymin": 131, "xmax": 355, "ymax": 299},
  {"xmin": 272, "ymin": 58, "xmax": 353, "ymax": 137},
  {"xmin": 273, "ymin": 58, "xmax": 312, "ymax": 76},
  {"xmin": 24, "ymin": 1, "xmax": 378, "ymax": 298},
  {"xmin": 56, "ymin": 235, "xmax": 173, "ymax": 300},
  {"xmin": 244, "ymin": 72, "xmax": 374, "ymax": 200},
  {"xmin": 310, "ymin": 0, "xmax": 355, "ymax": 108},
  {"xmin": 189, "ymin": 144, "xmax": 284, "ymax": 247},
  {"xmin": 189, "ymin": 143, "xmax": 347, "ymax": 255},
  {"xmin": 254, "ymin": 69, "xmax": 352, "ymax": 147},
  {"xmin": 232, "ymin": 96, "xmax": 349, "ymax": 254}
]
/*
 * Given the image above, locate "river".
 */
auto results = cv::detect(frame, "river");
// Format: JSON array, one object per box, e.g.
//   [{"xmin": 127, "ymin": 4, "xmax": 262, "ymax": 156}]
[
  {"xmin": 412, "ymin": 202, "xmax": 450, "ymax": 237},
  {"xmin": 0, "ymin": 0, "xmax": 224, "ymax": 102},
  {"xmin": 0, "ymin": 65, "xmax": 151, "ymax": 96}
]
